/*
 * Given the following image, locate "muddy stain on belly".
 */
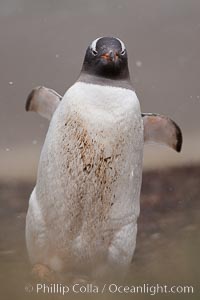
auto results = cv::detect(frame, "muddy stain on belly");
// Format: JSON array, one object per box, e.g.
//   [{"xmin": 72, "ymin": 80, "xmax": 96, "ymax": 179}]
[{"xmin": 63, "ymin": 115, "xmax": 122, "ymax": 247}]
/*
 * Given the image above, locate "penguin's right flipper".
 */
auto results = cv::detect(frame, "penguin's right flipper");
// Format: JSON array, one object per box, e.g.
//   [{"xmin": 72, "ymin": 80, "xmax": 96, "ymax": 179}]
[{"xmin": 25, "ymin": 86, "xmax": 62, "ymax": 120}]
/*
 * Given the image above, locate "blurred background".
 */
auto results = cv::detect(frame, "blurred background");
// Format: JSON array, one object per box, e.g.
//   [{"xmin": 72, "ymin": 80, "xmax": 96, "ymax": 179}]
[
  {"xmin": 0, "ymin": 0, "xmax": 199, "ymax": 180},
  {"xmin": 0, "ymin": 1, "xmax": 199, "ymax": 299}
]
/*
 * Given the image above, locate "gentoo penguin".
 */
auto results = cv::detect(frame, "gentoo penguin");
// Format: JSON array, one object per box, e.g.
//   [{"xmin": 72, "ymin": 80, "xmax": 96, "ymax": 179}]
[{"xmin": 25, "ymin": 37, "xmax": 182, "ymax": 281}]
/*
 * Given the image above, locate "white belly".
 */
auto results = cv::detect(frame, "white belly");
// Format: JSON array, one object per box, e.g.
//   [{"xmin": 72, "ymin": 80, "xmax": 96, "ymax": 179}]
[{"xmin": 26, "ymin": 82, "xmax": 144, "ymax": 275}]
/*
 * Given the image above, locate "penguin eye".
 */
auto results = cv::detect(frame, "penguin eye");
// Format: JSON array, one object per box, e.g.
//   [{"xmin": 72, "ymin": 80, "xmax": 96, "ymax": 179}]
[
  {"xmin": 92, "ymin": 49, "xmax": 98, "ymax": 56},
  {"xmin": 121, "ymin": 49, "xmax": 126, "ymax": 56}
]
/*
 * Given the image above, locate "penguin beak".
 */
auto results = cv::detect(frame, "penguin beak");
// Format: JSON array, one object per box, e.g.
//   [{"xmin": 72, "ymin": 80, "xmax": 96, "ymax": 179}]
[{"xmin": 101, "ymin": 50, "xmax": 119, "ymax": 63}]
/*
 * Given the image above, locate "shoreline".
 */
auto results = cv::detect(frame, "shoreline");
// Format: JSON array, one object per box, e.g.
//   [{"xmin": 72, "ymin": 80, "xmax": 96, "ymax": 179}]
[{"xmin": 0, "ymin": 134, "xmax": 199, "ymax": 181}]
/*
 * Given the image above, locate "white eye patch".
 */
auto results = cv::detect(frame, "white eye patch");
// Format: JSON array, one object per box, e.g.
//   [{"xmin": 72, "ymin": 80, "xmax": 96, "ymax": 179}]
[
  {"xmin": 116, "ymin": 38, "xmax": 126, "ymax": 53},
  {"xmin": 90, "ymin": 37, "xmax": 126, "ymax": 54},
  {"xmin": 90, "ymin": 37, "xmax": 102, "ymax": 52}
]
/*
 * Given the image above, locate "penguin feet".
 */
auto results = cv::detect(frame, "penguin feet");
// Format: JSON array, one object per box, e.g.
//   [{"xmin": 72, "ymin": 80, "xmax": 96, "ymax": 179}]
[
  {"xmin": 31, "ymin": 265, "xmax": 92, "ymax": 284},
  {"xmin": 32, "ymin": 264, "xmax": 56, "ymax": 282}
]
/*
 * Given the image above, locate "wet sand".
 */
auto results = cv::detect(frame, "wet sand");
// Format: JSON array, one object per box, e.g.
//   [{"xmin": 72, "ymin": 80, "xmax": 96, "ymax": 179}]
[{"xmin": 0, "ymin": 165, "xmax": 200, "ymax": 299}]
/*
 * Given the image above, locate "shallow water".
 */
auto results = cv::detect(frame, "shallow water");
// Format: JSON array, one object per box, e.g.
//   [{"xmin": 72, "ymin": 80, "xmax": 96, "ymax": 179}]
[{"xmin": 0, "ymin": 166, "xmax": 200, "ymax": 299}]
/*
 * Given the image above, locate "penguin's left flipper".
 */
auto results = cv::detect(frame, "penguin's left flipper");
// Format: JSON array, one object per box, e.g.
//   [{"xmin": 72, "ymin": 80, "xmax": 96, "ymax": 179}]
[
  {"xmin": 25, "ymin": 86, "xmax": 62, "ymax": 120},
  {"xmin": 142, "ymin": 113, "xmax": 182, "ymax": 152}
]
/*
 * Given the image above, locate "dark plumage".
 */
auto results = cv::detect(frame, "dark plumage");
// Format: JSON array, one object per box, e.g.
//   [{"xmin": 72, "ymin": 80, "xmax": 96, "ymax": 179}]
[{"xmin": 82, "ymin": 37, "xmax": 130, "ymax": 80}]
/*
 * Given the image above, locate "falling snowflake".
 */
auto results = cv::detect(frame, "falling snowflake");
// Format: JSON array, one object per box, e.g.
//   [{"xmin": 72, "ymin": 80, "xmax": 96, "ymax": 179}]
[{"xmin": 136, "ymin": 61, "xmax": 142, "ymax": 67}]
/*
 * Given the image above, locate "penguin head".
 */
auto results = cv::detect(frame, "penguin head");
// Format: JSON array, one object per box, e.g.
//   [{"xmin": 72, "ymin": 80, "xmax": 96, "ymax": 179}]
[{"xmin": 82, "ymin": 37, "xmax": 130, "ymax": 80}]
